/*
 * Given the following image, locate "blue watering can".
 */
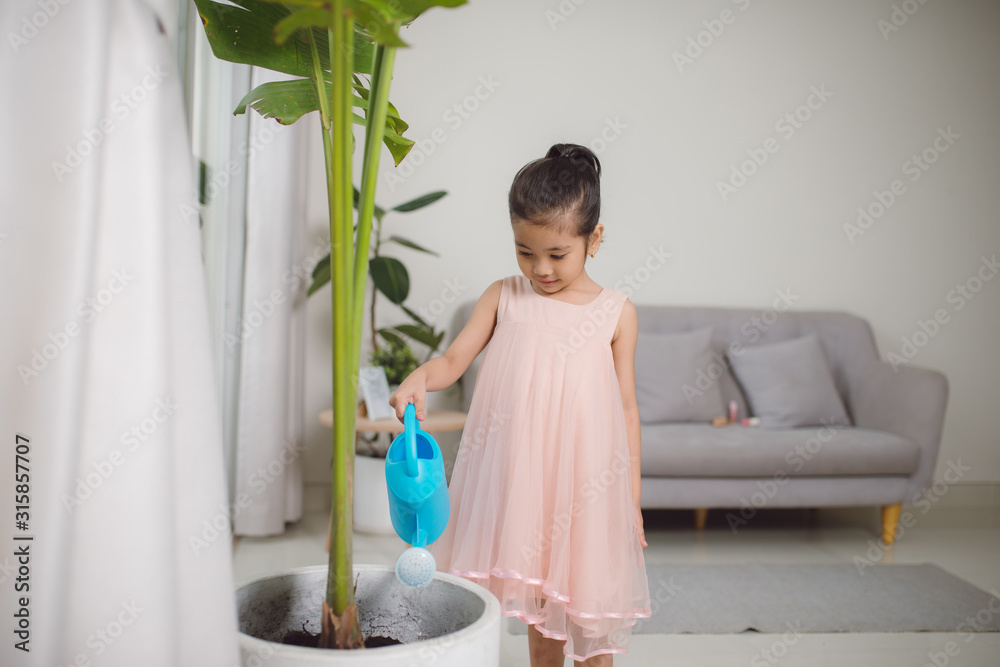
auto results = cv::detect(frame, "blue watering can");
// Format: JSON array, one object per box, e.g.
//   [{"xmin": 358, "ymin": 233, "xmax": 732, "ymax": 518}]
[{"xmin": 385, "ymin": 403, "xmax": 450, "ymax": 587}]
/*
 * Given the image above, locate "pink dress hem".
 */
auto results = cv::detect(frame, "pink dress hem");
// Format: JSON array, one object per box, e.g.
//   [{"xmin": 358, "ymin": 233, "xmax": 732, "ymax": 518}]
[
  {"xmin": 448, "ymin": 567, "xmax": 653, "ymax": 620},
  {"xmin": 505, "ymin": 615, "xmax": 633, "ymax": 662}
]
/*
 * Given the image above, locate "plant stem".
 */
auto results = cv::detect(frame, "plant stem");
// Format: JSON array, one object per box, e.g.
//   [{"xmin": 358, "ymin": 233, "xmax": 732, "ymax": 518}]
[
  {"xmin": 355, "ymin": 39, "xmax": 398, "ymax": 372},
  {"xmin": 370, "ymin": 282, "xmax": 379, "ymax": 352},
  {"xmin": 307, "ymin": 30, "xmax": 331, "ymax": 131},
  {"xmin": 326, "ymin": 0, "xmax": 357, "ymax": 619},
  {"xmin": 370, "ymin": 213, "xmax": 384, "ymax": 352}
]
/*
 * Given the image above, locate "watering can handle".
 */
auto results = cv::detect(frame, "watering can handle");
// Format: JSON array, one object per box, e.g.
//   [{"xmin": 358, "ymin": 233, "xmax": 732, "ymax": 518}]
[{"xmin": 404, "ymin": 403, "xmax": 419, "ymax": 478}]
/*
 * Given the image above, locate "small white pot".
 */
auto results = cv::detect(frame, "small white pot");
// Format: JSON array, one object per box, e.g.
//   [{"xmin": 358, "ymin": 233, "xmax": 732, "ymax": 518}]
[
  {"xmin": 237, "ymin": 564, "xmax": 501, "ymax": 667},
  {"xmin": 353, "ymin": 454, "xmax": 396, "ymax": 535}
]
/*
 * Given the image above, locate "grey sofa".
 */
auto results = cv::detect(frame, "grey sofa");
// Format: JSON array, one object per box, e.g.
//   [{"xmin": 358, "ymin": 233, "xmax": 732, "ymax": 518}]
[{"xmin": 454, "ymin": 302, "xmax": 949, "ymax": 544}]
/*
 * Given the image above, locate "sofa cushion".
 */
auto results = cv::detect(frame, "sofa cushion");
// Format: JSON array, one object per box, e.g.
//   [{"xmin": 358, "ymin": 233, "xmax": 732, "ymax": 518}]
[
  {"xmin": 635, "ymin": 327, "xmax": 726, "ymax": 423},
  {"xmin": 727, "ymin": 334, "xmax": 851, "ymax": 429},
  {"xmin": 640, "ymin": 423, "xmax": 919, "ymax": 478}
]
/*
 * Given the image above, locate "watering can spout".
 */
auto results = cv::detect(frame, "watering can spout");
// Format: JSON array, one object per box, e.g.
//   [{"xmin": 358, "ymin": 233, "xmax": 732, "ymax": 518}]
[{"xmin": 411, "ymin": 528, "xmax": 428, "ymax": 550}]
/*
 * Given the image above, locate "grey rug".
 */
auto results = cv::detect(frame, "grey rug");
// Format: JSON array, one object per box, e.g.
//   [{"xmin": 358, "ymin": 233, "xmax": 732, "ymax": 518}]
[{"xmin": 509, "ymin": 564, "xmax": 1000, "ymax": 634}]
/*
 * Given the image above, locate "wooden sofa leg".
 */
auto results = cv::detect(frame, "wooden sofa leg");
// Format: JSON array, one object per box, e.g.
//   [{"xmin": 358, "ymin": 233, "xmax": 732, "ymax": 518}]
[
  {"xmin": 694, "ymin": 508, "xmax": 708, "ymax": 530},
  {"xmin": 881, "ymin": 503, "xmax": 902, "ymax": 545}
]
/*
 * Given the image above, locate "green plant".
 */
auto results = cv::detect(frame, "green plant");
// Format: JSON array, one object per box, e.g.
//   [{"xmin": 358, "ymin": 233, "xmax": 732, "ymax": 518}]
[
  {"xmin": 309, "ymin": 188, "xmax": 449, "ymax": 361},
  {"xmin": 193, "ymin": 0, "xmax": 465, "ymax": 649},
  {"xmin": 369, "ymin": 336, "xmax": 419, "ymax": 385}
]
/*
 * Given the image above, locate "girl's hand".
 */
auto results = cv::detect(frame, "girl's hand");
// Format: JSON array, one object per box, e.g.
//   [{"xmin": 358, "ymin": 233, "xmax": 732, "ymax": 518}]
[
  {"xmin": 389, "ymin": 371, "xmax": 427, "ymax": 422},
  {"xmin": 634, "ymin": 504, "xmax": 647, "ymax": 548}
]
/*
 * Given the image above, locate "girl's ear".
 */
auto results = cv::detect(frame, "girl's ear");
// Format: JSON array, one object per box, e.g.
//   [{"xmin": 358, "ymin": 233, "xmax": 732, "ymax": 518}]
[{"xmin": 588, "ymin": 224, "xmax": 604, "ymax": 256}]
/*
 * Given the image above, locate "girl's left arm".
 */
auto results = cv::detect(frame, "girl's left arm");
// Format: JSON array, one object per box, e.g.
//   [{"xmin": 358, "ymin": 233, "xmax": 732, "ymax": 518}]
[{"xmin": 611, "ymin": 299, "xmax": 647, "ymax": 547}]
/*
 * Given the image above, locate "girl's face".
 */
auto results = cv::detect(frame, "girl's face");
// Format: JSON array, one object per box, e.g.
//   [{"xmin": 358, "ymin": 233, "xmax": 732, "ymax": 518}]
[{"xmin": 512, "ymin": 215, "xmax": 602, "ymax": 295}]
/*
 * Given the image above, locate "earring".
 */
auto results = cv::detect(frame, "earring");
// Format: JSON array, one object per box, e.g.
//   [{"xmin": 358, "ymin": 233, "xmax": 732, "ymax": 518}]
[{"xmin": 589, "ymin": 251, "xmax": 596, "ymax": 258}]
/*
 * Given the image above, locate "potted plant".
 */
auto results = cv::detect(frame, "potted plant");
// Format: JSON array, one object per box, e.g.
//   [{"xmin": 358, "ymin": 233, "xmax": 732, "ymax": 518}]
[
  {"xmin": 193, "ymin": 0, "xmax": 499, "ymax": 662},
  {"xmin": 369, "ymin": 337, "xmax": 420, "ymax": 389}
]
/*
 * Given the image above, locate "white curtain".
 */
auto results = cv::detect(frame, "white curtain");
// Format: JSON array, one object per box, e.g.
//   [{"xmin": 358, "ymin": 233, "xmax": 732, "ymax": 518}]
[
  {"xmin": 0, "ymin": 1, "xmax": 239, "ymax": 665},
  {"xmin": 232, "ymin": 66, "xmax": 309, "ymax": 537}
]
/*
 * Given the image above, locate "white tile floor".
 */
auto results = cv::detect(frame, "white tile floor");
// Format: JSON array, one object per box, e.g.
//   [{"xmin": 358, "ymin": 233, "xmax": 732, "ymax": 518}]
[{"xmin": 233, "ymin": 506, "xmax": 1000, "ymax": 666}]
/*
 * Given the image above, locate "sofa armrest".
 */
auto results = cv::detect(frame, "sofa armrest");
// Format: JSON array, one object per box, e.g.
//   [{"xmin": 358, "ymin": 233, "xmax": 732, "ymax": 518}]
[{"xmin": 850, "ymin": 361, "xmax": 949, "ymax": 501}]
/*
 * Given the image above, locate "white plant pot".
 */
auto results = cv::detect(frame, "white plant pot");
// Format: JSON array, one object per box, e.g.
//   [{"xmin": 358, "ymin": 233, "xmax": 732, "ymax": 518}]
[
  {"xmin": 353, "ymin": 454, "xmax": 396, "ymax": 535},
  {"xmin": 237, "ymin": 564, "xmax": 501, "ymax": 667}
]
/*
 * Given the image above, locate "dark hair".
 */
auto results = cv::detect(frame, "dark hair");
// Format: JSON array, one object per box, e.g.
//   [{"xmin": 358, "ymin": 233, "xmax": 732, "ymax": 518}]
[{"xmin": 508, "ymin": 143, "xmax": 602, "ymax": 238}]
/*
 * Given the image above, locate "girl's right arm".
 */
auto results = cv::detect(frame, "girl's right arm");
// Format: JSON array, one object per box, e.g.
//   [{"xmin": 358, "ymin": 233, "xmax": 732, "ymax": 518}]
[{"xmin": 389, "ymin": 279, "xmax": 503, "ymax": 421}]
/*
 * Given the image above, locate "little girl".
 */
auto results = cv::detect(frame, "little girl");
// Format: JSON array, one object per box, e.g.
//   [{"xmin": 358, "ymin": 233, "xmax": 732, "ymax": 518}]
[{"xmin": 390, "ymin": 144, "xmax": 650, "ymax": 666}]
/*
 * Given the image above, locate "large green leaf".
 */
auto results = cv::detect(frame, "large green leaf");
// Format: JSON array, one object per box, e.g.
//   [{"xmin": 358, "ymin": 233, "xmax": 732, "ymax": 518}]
[
  {"xmin": 392, "ymin": 190, "xmax": 447, "ymax": 212},
  {"xmin": 235, "ymin": 81, "xmax": 375, "ymax": 125},
  {"xmin": 385, "ymin": 235, "xmax": 438, "ymax": 256},
  {"xmin": 370, "ymin": 256, "xmax": 409, "ymax": 304},
  {"xmin": 193, "ymin": 0, "xmax": 374, "ymax": 79},
  {"xmin": 234, "ymin": 79, "xmax": 318, "ymax": 125},
  {"xmin": 235, "ymin": 79, "xmax": 413, "ymax": 161},
  {"xmin": 194, "ymin": 0, "xmax": 320, "ymax": 78},
  {"xmin": 273, "ymin": 7, "xmax": 333, "ymax": 44}
]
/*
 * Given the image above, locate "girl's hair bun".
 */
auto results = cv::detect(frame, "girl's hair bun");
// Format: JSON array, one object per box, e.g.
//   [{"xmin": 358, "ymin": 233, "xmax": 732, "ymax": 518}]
[
  {"xmin": 545, "ymin": 143, "xmax": 602, "ymax": 177},
  {"xmin": 508, "ymin": 142, "xmax": 603, "ymax": 237}
]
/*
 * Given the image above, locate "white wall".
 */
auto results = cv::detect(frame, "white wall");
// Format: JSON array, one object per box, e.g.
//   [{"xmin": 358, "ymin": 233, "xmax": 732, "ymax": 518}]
[{"xmin": 302, "ymin": 0, "xmax": 1000, "ymax": 493}]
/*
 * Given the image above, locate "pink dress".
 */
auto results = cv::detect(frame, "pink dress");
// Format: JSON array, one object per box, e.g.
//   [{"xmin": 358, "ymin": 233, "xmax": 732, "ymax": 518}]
[{"xmin": 431, "ymin": 274, "xmax": 651, "ymax": 661}]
